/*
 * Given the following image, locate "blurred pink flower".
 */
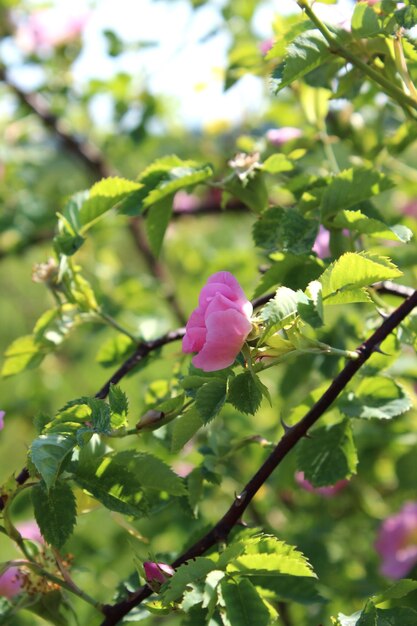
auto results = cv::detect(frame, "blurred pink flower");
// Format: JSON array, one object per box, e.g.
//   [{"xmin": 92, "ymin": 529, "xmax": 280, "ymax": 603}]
[
  {"xmin": 0, "ymin": 411, "xmax": 5, "ymax": 431},
  {"xmin": 266, "ymin": 127, "xmax": 302, "ymax": 146},
  {"xmin": 0, "ymin": 567, "xmax": 22, "ymax": 599},
  {"xmin": 295, "ymin": 471, "xmax": 349, "ymax": 498},
  {"xmin": 172, "ymin": 462, "xmax": 194, "ymax": 478},
  {"xmin": 16, "ymin": 521, "xmax": 43, "ymax": 544},
  {"xmin": 16, "ymin": 9, "xmax": 89, "ymax": 53},
  {"xmin": 259, "ymin": 38, "xmax": 274, "ymax": 56},
  {"xmin": 375, "ymin": 502, "xmax": 417, "ymax": 579},
  {"xmin": 313, "ymin": 226, "xmax": 331, "ymax": 258},
  {"xmin": 143, "ymin": 561, "xmax": 175, "ymax": 589},
  {"xmin": 182, "ymin": 271, "xmax": 253, "ymax": 372},
  {"xmin": 402, "ymin": 199, "xmax": 417, "ymax": 218},
  {"xmin": 173, "ymin": 191, "xmax": 201, "ymax": 213}
]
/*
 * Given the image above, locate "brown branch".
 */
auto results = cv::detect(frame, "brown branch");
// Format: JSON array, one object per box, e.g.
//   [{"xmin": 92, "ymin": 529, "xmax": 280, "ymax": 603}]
[
  {"xmin": 128, "ymin": 218, "xmax": 187, "ymax": 325},
  {"xmin": 0, "ymin": 66, "xmax": 112, "ymax": 180},
  {"xmin": 100, "ymin": 288, "xmax": 417, "ymax": 625},
  {"xmin": 0, "ymin": 66, "xmax": 186, "ymax": 324},
  {"xmin": 0, "ymin": 280, "xmax": 410, "ymax": 513},
  {"xmin": 95, "ymin": 328, "xmax": 185, "ymax": 400}
]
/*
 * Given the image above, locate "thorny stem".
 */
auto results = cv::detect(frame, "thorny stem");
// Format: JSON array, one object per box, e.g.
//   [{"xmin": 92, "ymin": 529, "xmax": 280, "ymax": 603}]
[{"xmin": 99, "ymin": 288, "xmax": 417, "ymax": 626}]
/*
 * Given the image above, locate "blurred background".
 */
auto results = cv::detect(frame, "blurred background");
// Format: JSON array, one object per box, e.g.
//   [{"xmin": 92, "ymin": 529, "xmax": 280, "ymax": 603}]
[{"xmin": 2, "ymin": 1, "xmax": 417, "ymax": 624}]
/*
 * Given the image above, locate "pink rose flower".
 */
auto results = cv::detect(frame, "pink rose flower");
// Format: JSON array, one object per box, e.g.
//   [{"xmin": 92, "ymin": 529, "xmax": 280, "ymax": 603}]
[
  {"xmin": 295, "ymin": 472, "xmax": 349, "ymax": 498},
  {"xmin": 143, "ymin": 561, "xmax": 175, "ymax": 589},
  {"xmin": 0, "ymin": 567, "xmax": 22, "ymax": 599},
  {"xmin": 375, "ymin": 502, "xmax": 417, "ymax": 579},
  {"xmin": 0, "ymin": 411, "xmax": 5, "ymax": 431},
  {"xmin": 266, "ymin": 127, "xmax": 302, "ymax": 146},
  {"xmin": 182, "ymin": 272, "xmax": 253, "ymax": 372}
]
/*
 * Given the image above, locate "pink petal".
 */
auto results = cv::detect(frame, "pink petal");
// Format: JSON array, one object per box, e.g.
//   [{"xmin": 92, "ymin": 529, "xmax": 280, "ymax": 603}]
[
  {"xmin": 182, "ymin": 327, "xmax": 206, "ymax": 353},
  {"xmin": 192, "ymin": 309, "xmax": 252, "ymax": 372},
  {"xmin": 0, "ymin": 567, "xmax": 22, "ymax": 598}
]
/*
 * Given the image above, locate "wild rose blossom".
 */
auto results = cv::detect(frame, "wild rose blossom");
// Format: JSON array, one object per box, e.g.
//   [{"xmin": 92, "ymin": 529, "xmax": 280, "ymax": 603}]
[
  {"xmin": 182, "ymin": 272, "xmax": 253, "ymax": 372},
  {"xmin": 375, "ymin": 502, "xmax": 417, "ymax": 579},
  {"xmin": 295, "ymin": 472, "xmax": 349, "ymax": 498},
  {"xmin": 0, "ymin": 411, "xmax": 5, "ymax": 431},
  {"xmin": 266, "ymin": 127, "xmax": 302, "ymax": 146}
]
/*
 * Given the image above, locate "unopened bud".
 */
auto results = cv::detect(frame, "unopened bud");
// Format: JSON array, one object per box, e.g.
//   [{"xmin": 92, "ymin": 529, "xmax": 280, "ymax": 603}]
[{"xmin": 143, "ymin": 561, "xmax": 175, "ymax": 591}]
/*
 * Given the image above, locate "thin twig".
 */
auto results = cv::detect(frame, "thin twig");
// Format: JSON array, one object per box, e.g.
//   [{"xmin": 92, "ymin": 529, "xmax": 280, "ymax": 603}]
[
  {"xmin": 0, "ymin": 66, "xmax": 186, "ymax": 324},
  {"xmin": 95, "ymin": 328, "xmax": 185, "ymax": 400},
  {"xmin": 99, "ymin": 288, "xmax": 417, "ymax": 625}
]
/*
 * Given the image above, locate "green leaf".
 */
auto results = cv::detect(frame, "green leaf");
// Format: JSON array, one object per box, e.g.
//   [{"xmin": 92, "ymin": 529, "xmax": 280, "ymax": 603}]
[
  {"xmin": 227, "ymin": 535, "xmax": 316, "ymax": 578},
  {"xmin": 321, "ymin": 167, "xmax": 394, "ymax": 219},
  {"xmin": 332, "ymin": 210, "xmax": 412, "ymax": 243},
  {"xmin": 338, "ymin": 377, "xmax": 412, "ymax": 420},
  {"xmin": 80, "ymin": 177, "xmax": 143, "ymax": 227},
  {"xmin": 88, "ymin": 398, "xmax": 112, "ymax": 433},
  {"xmin": 395, "ymin": 6, "xmax": 417, "ymax": 29},
  {"xmin": 221, "ymin": 578, "xmax": 270, "ymax": 626},
  {"xmin": 262, "ymin": 154, "xmax": 293, "ymax": 174},
  {"xmin": 227, "ymin": 372, "xmax": 264, "ymax": 415},
  {"xmin": 259, "ymin": 286, "xmax": 299, "ymax": 336},
  {"xmin": 73, "ymin": 450, "xmax": 185, "ymax": 517},
  {"xmin": 251, "ymin": 574, "xmax": 323, "ymax": 605},
  {"xmin": 96, "ymin": 335, "xmax": 135, "ymax": 367},
  {"xmin": 319, "ymin": 252, "xmax": 402, "ymax": 304},
  {"xmin": 139, "ymin": 156, "xmax": 213, "ymax": 209},
  {"xmin": 297, "ymin": 419, "xmax": 358, "ymax": 487},
  {"xmin": 109, "ymin": 385, "xmax": 129, "ymax": 417},
  {"xmin": 32, "ymin": 481, "xmax": 76, "ymax": 548},
  {"xmin": 195, "ymin": 379, "xmax": 227, "ymax": 423},
  {"xmin": 30, "ymin": 434, "xmax": 77, "ymax": 490},
  {"xmin": 145, "ymin": 198, "xmax": 172, "ymax": 256},
  {"xmin": 358, "ymin": 602, "xmax": 378, "ymax": 626},
  {"xmin": 162, "ymin": 558, "xmax": 217, "ymax": 603},
  {"xmin": 297, "ymin": 280, "xmax": 324, "ymax": 328},
  {"xmin": 225, "ymin": 171, "xmax": 268, "ymax": 213},
  {"xmin": 2, "ymin": 335, "xmax": 46, "ymax": 377},
  {"xmin": 271, "ymin": 30, "xmax": 332, "ymax": 92},
  {"xmin": 252, "ymin": 207, "xmax": 318, "ymax": 255},
  {"xmin": 376, "ymin": 607, "xmax": 417, "ymax": 625},
  {"xmin": 351, "ymin": 3, "xmax": 381, "ymax": 37},
  {"xmin": 373, "ymin": 579, "xmax": 417, "ymax": 605},
  {"xmin": 171, "ymin": 408, "xmax": 203, "ymax": 453},
  {"xmin": 253, "ymin": 253, "xmax": 323, "ymax": 298}
]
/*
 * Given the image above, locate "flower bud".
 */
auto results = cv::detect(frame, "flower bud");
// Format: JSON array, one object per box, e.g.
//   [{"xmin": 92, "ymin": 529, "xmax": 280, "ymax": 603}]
[{"xmin": 143, "ymin": 561, "xmax": 175, "ymax": 590}]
